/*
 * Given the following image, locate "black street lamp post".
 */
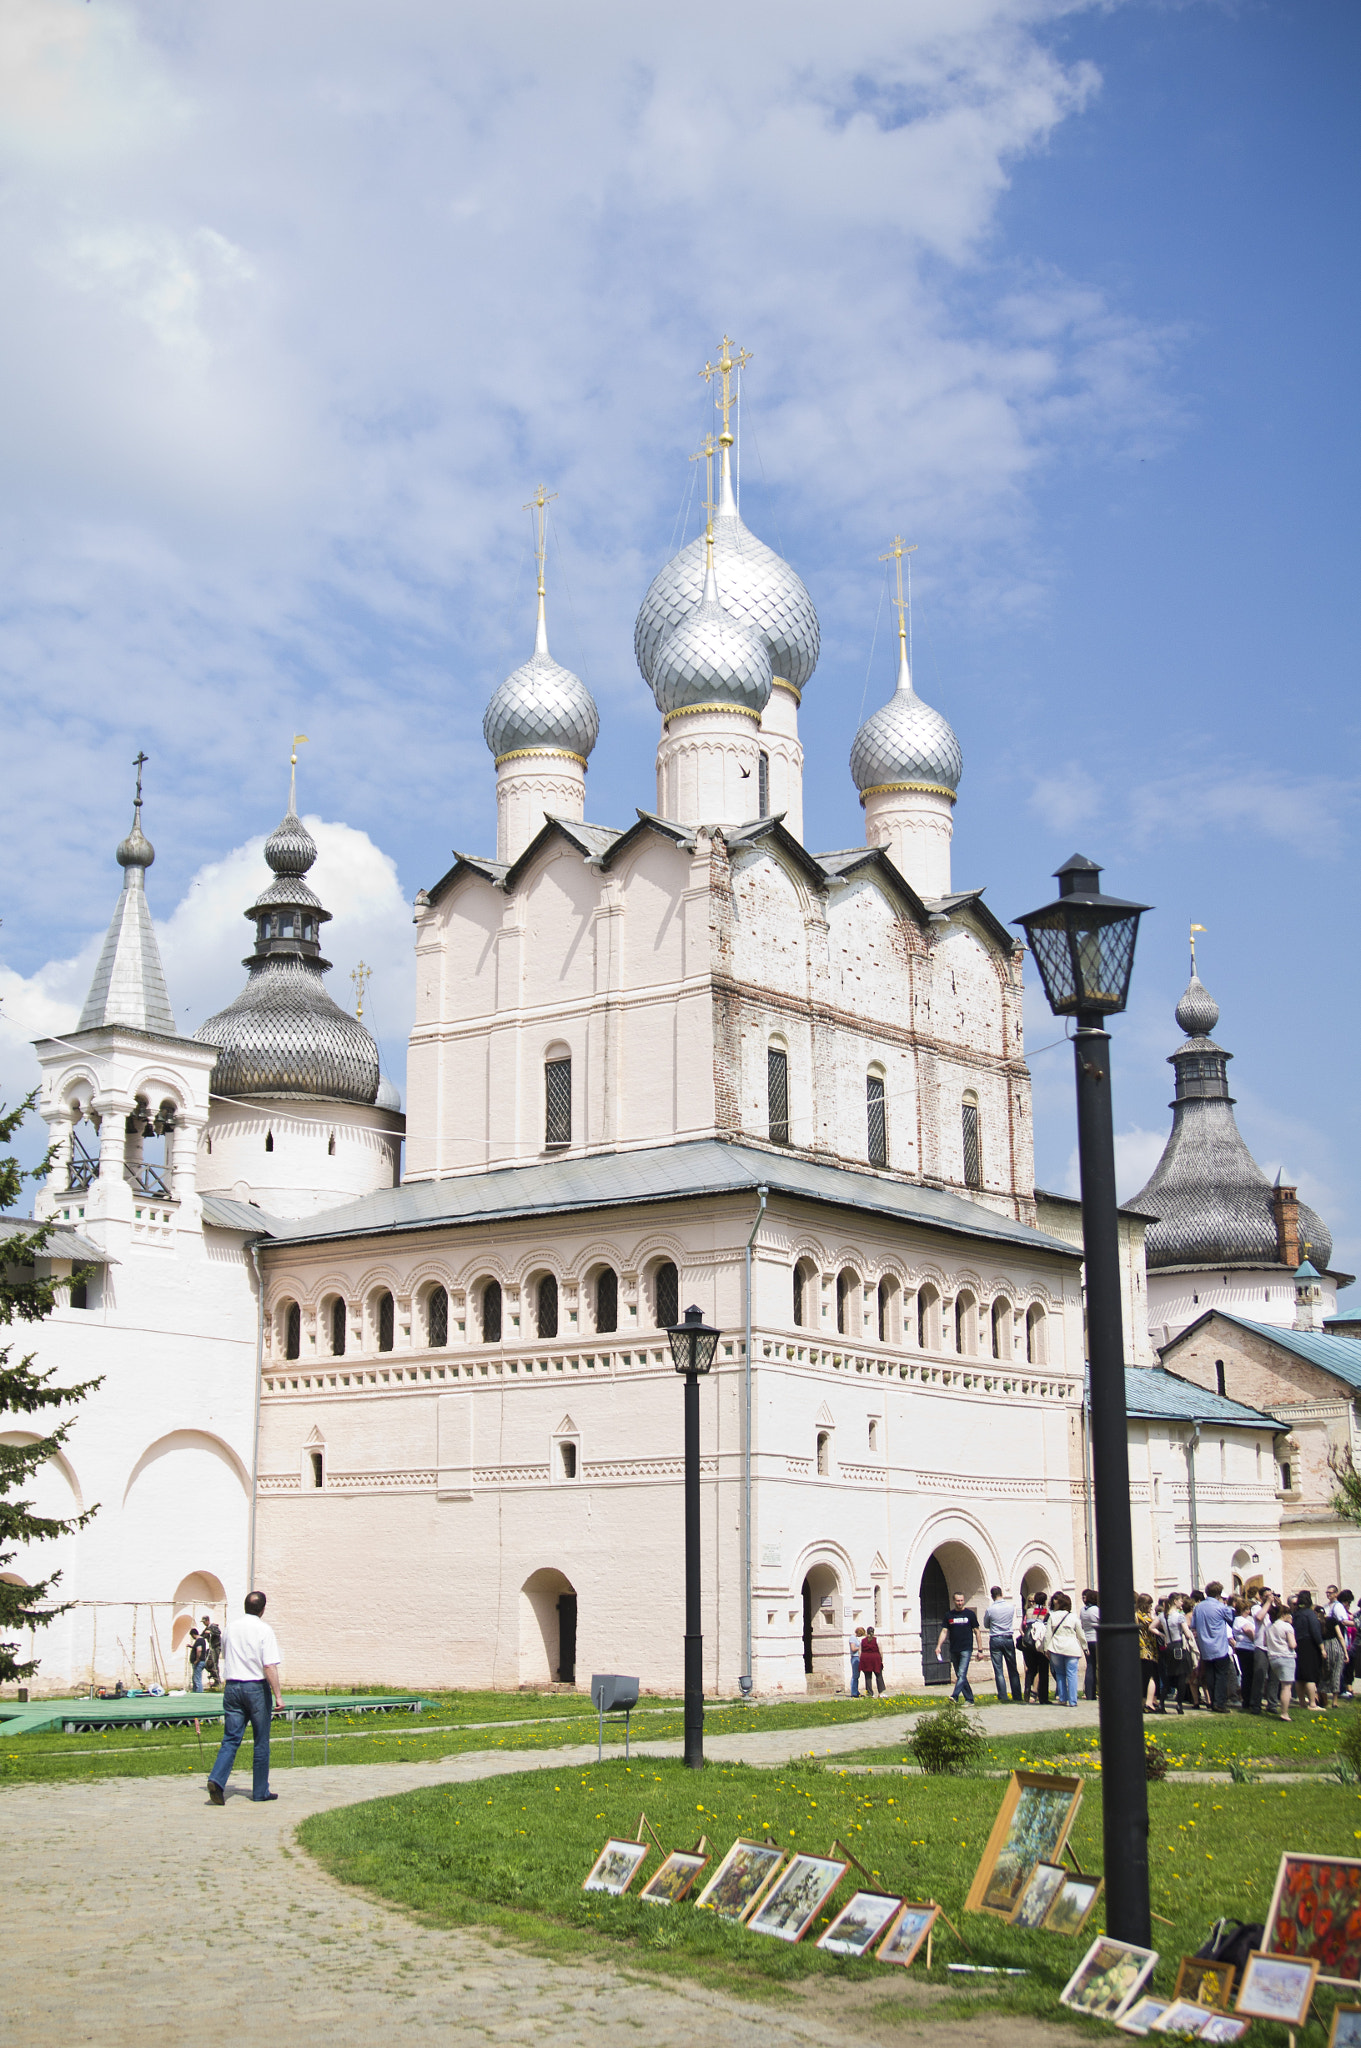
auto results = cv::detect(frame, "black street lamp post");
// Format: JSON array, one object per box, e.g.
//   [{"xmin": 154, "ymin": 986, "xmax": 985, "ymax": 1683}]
[
  {"xmin": 666, "ymin": 1304, "xmax": 721, "ymax": 1770},
  {"xmin": 1016, "ymin": 854, "xmax": 1152, "ymax": 1948}
]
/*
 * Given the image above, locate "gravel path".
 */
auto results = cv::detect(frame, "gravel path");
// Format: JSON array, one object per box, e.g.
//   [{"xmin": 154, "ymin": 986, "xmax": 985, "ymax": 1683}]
[{"xmin": 2, "ymin": 1700, "xmax": 1102, "ymax": 2047}]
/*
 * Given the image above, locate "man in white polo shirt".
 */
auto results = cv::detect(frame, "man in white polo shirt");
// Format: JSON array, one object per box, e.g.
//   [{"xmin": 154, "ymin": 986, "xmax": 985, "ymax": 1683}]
[{"xmin": 207, "ymin": 1591, "xmax": 285, "ymax": 1805}]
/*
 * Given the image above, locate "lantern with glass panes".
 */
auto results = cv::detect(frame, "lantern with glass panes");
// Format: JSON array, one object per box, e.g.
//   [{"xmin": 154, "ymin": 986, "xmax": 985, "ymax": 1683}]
[
  {"xmin": 1015, "ymin": 854, "xmax": 1147, "ymax": 1019},
  {"xmin": 666, "ymin": 1304, "xmax": 720, "ymax": 1376}
]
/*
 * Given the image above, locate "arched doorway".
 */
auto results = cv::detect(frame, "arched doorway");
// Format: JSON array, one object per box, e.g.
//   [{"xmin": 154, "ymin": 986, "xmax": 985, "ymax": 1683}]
[
  {"xmin": 520, "ymin": 1569, "xmax": 578, "ymax": 1687},
  {"xmin": 1021, "ymin": 1563, "xmax": 1051, "ymax": 1605},
  {"xmin": 800, "ymin": 1563, "xmax": 842, "ymax": 1691},
  {"xmin": 919, "ymin": 1541, "xmax": 987, "ymax": 1686}
]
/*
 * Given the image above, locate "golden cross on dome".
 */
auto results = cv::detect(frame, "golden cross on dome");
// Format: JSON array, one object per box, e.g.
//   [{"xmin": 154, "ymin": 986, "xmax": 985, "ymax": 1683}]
[
  {"xmin": 289, "ymin": 733, "xmax": 308, "ymax": 813},
  {"xmin": 522, "ymin": 484, "xmax": 558, "ymax": 599},
  {"xmin": 879, "ymin": 535, "xmax": 917, "ymax": 654},
  {"xmin": 700, "ymin": 335, "xmax": 752, "ymax": 446},
  {"xmin": 690, "ymin": 433, "xmax": 717, "ymax": 537},
  {"xmin": 350, "ymin": 960, "xmax": 371, "ymax": 1021},
  {"xmin": 1190, "ymin": 922, "xmax": 1206, "ymax": 975}
]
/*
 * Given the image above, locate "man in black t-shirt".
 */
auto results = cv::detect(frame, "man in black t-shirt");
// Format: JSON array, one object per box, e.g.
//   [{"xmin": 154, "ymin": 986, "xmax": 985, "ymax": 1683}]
[{"xmin": 936, "ymin": 1592, "xmax": 981, "ymax": 1702}]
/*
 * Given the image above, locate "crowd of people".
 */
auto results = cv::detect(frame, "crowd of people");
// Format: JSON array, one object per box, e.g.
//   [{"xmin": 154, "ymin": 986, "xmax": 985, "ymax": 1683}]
[
  {"xmin": 901, "ymin": 1581, "xmax": 1360, "ymax": 1717},
  {"xmin": 839, "ymin": 1580, "xmax": 1360, "ymax": 1715}
]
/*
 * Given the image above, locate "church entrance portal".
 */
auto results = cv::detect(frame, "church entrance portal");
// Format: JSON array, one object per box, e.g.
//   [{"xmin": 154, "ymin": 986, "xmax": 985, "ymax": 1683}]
[
  {"xmin": 520, "ymin": 1569, "xmax": 578, "ymax": 1687},
  {"xmin": 919, "ymin": 1543, "xmax": 986, "ymax": 1685},
  {"xmin": 800, "ymin": 1563, "xmax": 842, "ymax": 1691}
]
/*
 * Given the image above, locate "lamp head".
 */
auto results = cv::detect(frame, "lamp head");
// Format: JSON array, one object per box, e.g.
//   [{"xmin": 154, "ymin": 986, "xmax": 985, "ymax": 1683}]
[
  {"xmin": 667, "ymin": 1303, "xmax": 720, "ymax": 1376},
  {"xmin": 1015, "ymin": 853, "xmax": 1150, "ymax": 1019}
]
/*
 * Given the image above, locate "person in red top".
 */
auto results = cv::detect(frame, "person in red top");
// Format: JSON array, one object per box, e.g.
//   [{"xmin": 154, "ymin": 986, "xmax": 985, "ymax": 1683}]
[{"xmin": 858, "ymin": 1626, "xmax": 885, "ymax": 1696}]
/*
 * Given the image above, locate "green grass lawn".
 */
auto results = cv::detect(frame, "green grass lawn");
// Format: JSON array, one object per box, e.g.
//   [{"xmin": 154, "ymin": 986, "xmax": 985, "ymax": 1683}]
[
  {"xmin": 834, "ymin": 1704, "xmax": 1360, "ymax": 1779},
  {"xmin": 298, "ymin": 1754, "xmax": 1361, "ymax": 2036},
  {"xmin": 0, "ymin": 1688, "xmax": 932, "ymax": 1787}
]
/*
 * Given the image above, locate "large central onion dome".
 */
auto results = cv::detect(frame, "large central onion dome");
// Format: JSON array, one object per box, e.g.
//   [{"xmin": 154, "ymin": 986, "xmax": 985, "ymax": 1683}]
[
  {"xmin": 483, "ymin": 622, "xmax": 599, "ymax": 764},
  {"xmin": 651, "ymin": 539, "xmax": 773, "ymax": 717},
  {"xmin": 849, "ymin": 642, "xmax": 963, "ymax": 797},
  {"xmin": 634, "ymin": 454, "xmax": 819, "ymax": 694},
  {"xmin": 195, "ymin": 804, "xmax": 381, "ymax": 1104}
]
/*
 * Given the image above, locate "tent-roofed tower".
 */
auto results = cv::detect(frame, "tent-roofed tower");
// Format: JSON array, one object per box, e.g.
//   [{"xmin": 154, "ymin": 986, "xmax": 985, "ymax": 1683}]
[
  {"xmin": 1133, "ymin": 938, "xmax": 1351, "ymax": 1344},
  {"xmin": 195, "ymin": 745, "xmax": 404, "ymax": 1219}
]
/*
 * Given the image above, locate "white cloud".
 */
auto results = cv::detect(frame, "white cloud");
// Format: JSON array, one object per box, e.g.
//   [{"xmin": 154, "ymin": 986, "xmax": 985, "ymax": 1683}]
[{"xmin": 1057, "ymin": 1127, "xmax": 1165, "ymax": 1205}]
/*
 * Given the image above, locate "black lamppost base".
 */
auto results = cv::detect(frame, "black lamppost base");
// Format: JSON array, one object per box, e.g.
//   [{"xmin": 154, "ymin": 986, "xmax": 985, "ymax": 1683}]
[{"xmin": 683, "ymin": 1631, "xmax": 704, "ymax": 1769}]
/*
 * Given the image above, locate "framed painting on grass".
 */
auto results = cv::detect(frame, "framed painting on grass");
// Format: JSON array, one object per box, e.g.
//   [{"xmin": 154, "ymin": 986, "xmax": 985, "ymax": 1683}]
[
  {"xmin": 1198, "ymin": 2019, "xmax": 1249, "ymax": 2045},
  {"xmin": 1059, "ymin": 1936, "xmax": 1160, "ymax": 2022},
  {"xmin": 1173, "ymin": 1956, "xmax": 1236, "ymax": 2010},
  {"xmin": 639, "ymin": 1850, "xmax": 709, "ymax": 1906},
  {"xmin": 746, "ymin": 1853, "xmax": 847, "ymax": 1943},
  {"xmin": 693, "ymin": 1839, "xmax": 785, "ymax": 1921},
  {"xmin": 1150, "ymin": 1999, "xmax": 1215, "ymax": 2035},
  {"xmin": 816, "ymin": 1891, "xmax": 904, "ymax": 1958},
  {"xmin": 1045, "ymin": 1872, "xmax": 1104, "ymax": 1939},
  {"xmin": 583, "ymin": 1838, "xmax": 649, "ymax": 1895},
  {"xmin": 965, "ymin": 1771, "xmax": 1084, "ymax": 1919},
  {"xmin": 1235, "ymin": 1951, "xmax": 1319, "ymax": 2026},
  {"xmin": 1118, "ymin": 1998, "xmax": 1173, "ymax": 2036},
  {"xmin": 876, "ymin": 1902, "xmax": 940, "ymax": 1969},
  {"xmin": 1330, "ymin": 2007, "xmax": 1361, "ymax": 2048},
  {"xmin": 1266, "ymin": 1853, "xmax": 1361, "ymax": 1985},
  {"xmin": 1011, "ymin": 1861, "xmax": 1068, "ymax": 1929}
]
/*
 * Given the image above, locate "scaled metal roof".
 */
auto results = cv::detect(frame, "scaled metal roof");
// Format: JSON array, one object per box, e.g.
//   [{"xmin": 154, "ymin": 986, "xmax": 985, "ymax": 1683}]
[{"xmin": 264, "ymin": 1137, "xmax": 1082, "ymax": 1261}]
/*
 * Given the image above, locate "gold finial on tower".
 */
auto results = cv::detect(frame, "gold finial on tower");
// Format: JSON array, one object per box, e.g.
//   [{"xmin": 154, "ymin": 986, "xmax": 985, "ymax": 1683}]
[
  {"xmin": 879, "ymin": 535, "xmax": 918, "ymax": 671},
  {"xmin": 350, "ymin": 960, "xmax": 371, "ymax": 1020},
  {"xmin": 289, "ymin": 734, "xmax": 309, "ymax": 813},
  {"xmin": 1190, "ymin": 923, "xmax": 1207, "ymax": 975},
  {"xmin": 700, "ymin": 335, "xmax": 752, "ymax": 448},
  {"xmin": 523, "ymin": 484, "xmax": 558, "ymax": 653},
  {"xmin": 690, "ymin": 433, "xmax": 717, "ymax": 548}
]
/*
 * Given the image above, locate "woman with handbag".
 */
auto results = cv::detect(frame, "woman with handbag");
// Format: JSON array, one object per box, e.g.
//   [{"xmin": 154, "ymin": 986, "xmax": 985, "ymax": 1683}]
[{"xmin": 1042, "ymin": 1592, "xmax": 1088, "ymax": 1707}]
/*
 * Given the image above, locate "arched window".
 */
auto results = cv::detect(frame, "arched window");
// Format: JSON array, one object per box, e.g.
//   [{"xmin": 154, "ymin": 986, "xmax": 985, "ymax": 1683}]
[
  {"xmin": 955, "ymin": 1291, "xmax": 975, "ymax": 1356},
  {"xmin": 327, "ymin": 1131, "xmax": 336, "ymax": 1157},
  {"xmin": 816, "ymin": 1430, "xmax": 831, "ymax": 1476},
  {"xmin": 265, "ymin": 1130, "xmax": 274, "ymax": 1155},
  {"xmin": 878, "ymin": 1277, "xmax": 896, "ymax": 1344},
  {"xmin": 537, "ymin": 1273, "xmax": 559, "ymax": 1340},
  {"xmin": 793, "ymin": 1261, "xmax": 806, "ymax": 1328},
  {"xmin": 545, "ymin": 1055, "xmax": 572, "ymax": 1148},
  {"xmin": 768, "ymin": 1044, "xmax": 790, "ymax": 1147},
  {"xmin": 596, "ymin": 1267, "xmax": 618, "ymax": 1334},
  {"xmin": 427, "ymin": 1285, "xmax": 449, "ymax": 1348},
  {"xmin": 377, "ymin": 1291, "xmax": 395, "ymax": 1353},
  {"xmin": 654, "ymin": 1261, "xmax": 679, "ymax": 1330},
  {"xmin": 961, "ymin": 1092, "xmax": 981, "ymax": 1190},
  {"xmin": 917, "ymin": 1284, "xmax": 938, "ymax": 1352},
  {"xmin": 482, "ymin": 1279, "xmax": 502, "ymax": 1344},
  {"xmin": 867, "ymin": 1071, "xmax": 887, "ymax": 1168},
  {"xmin": 330, "ymin": 1296, "xmax": 347, "ymax": 1357},
  {"xmin": 991, "ymin": 1298, "xmax": 1011, "ymax": 1361},
  {"xmin": 307, "ymin": 1446, "xmax": 325, "ymax": 1489},
  {"xmin": 836, "ymin": 1268, "xmax": 859, "ymax": 1338},
  {"xmin": 1025, "ymin": 1303, "xmax": 1046, "ymax": 1365},
  {"xmin": 284, "ymin": 1302, "xmax": 301, "ymax": 1361}
]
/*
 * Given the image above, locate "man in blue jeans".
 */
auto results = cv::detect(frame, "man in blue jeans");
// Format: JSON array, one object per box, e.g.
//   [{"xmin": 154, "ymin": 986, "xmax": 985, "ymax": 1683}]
[
  {"xmin": 936, "ymin": 1591, "xmax": 981, "ymax": 1703},
  {"xmin": 207, "ymin": 1590, "xmax": 285, "ymax": 1804},
  {"xmin": 983, "ymin": 1585, "xmax": 1022, "ymax": 1702}
]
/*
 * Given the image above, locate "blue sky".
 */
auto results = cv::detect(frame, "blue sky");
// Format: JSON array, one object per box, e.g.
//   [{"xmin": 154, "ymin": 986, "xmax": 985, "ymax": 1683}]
[{"xmin": 1, "ymin": 1, "xmax": 1356, "ymax": 1276}]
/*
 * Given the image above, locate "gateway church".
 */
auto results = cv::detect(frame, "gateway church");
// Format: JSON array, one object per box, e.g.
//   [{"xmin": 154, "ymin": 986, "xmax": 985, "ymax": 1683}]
[{"xmin": 15, "ymin": 345, "xmax": 1318, "ymax": 1696}]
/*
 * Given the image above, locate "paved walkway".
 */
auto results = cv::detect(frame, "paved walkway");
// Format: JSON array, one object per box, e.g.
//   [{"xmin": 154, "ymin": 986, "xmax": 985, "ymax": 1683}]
[{"xmin": 2, "ymin": 1701, "xmax": 1102, "ymax": 2048}]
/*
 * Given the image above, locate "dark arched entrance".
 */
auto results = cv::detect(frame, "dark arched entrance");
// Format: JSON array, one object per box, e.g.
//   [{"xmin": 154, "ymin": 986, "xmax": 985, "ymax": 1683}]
[{"xmin": 919, "ymin": 1554, "xmax": 951, "ymax": 1686}]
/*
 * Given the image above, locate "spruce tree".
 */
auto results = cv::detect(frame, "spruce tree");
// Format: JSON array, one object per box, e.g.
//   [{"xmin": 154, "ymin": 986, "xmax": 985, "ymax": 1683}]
[{"xmin": 0, "ymin": 1093, "xmax": 101, "ymax": 1684}]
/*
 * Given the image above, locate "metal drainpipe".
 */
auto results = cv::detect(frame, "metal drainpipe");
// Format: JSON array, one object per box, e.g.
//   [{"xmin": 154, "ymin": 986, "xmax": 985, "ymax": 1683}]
[
  {"xmin": 248, "ymin": 1240, "xmax": 266, "ymax": 1591},
  {"xmin": 743, "ymin": 1185, "xmax": 768, "ymax": 1691},
  {"xmin": 1185, "ymin": 1422, "xmax": 1202, "ymax": 1590}
]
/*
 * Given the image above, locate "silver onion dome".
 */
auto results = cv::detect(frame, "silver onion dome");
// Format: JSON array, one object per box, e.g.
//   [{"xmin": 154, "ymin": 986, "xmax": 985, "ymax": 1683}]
[
  {"xmin": 850, "ymin": 644, "xmax": 962, "ymax": 796},
  {"xmin": 635, "ymin": 453, "xmax": 819, "ymax": 693},
  {"xmin": 651, "ymin": 542, "xmax": 773, "ymax": 717},
  {"xmin": 483, "ymin": 647, "xmax": 599, "ymax": 762},
  {"xmin": 1174, "ymin": 972, "xmax": 1219, "ymax": 1038},
  {"xmin": 195, "ymin": 800, "xmax": 381, "ymax": 1105}
]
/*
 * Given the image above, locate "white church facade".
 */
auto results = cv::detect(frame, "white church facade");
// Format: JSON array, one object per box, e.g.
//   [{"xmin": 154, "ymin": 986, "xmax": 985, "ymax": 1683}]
[{"xmin": 11, "ymin": 346, "xmax": 1319, "ymax": 1694}]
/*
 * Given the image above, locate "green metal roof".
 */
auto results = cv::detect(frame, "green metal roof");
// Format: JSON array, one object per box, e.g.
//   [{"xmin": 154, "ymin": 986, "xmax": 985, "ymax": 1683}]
[
  {"xmin": 1124, "ymin": 1364, "xmax": 1281, "ymax": 1429},
  {"xmin": 264, "ymin": 1138, "xmax": 1081, "ymax": 1264}
]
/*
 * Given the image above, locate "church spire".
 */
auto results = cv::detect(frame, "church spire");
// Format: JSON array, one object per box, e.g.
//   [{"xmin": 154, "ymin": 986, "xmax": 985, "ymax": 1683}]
[
  {"xmin": 524, "ymin": 483, "xmax": 558, "ymax": 657},
  {"xmin": 881, "ymin": 533, "xmax": 918, "ymax": 692},
  {"xmin": 78, "ymin": 751, "xmax": 177, "ymax": 1036}
]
